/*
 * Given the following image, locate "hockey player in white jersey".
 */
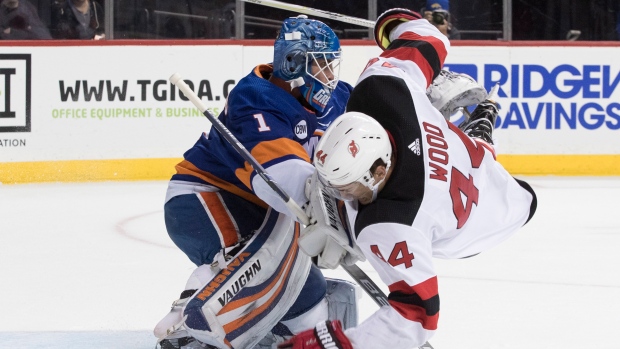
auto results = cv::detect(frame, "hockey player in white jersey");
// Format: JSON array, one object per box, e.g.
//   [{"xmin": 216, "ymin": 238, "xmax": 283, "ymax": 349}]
[{"xmin": 277, "ymin": 8, "xmax": 538, "ymax": 349}]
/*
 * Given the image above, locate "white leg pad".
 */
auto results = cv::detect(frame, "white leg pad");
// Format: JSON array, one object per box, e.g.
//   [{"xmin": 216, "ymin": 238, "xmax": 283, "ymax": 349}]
[
  {"xmin": 183, "ymin": 210, "xmax": 313, "ymax": 349},
  {"xmin": 154, "ymin": 265, "xmax": 219, "ymax": 339}
]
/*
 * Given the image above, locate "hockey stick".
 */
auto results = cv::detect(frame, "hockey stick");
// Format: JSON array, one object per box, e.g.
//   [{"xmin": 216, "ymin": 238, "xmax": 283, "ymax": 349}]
[
  {"xmin": 241, "ymin": 0, "xmax": 374, "ymax": 28},
  {"xmin": 169, "ymin": 74, "xmax": 308, "ymax": 224},
  {"xmin": 170, "ymin": 73, "xmax": 434, "ymax": 349},
  {"xmin": 169, "ymin": 71, "xmax": 384, "ymax": 297}
]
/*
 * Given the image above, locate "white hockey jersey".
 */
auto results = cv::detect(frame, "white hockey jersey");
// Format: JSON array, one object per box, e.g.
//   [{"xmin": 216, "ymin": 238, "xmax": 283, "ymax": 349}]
[{"xmin": 342, "ymin": 18, "xmax": 537, "ymax": 349}]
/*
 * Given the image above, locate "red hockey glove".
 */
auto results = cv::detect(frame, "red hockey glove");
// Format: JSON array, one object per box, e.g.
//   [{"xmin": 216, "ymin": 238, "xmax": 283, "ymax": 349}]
[
  {"xmin": 277, "ymin": 320, "xmax": 354, "ymax": 349},
  {"xmin": 374, "ymin": 8, "xmax": 422, "ymax": 50}
]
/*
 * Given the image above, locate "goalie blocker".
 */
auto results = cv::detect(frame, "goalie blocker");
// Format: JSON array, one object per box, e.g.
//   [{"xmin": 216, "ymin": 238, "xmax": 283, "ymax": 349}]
[{"xmin": 299, "ymin": 171, "xmax": 365, "ymax": 269}]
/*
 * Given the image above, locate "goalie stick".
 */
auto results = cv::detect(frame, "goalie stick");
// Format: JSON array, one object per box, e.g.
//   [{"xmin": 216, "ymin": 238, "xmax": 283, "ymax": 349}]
[
  {"xmin": 241, "ymin": 0, "xmax": 374, "ymax": 28},
  {"xmin": 169, "ymin": 73, "xmax": 434, "ymax": 349}
]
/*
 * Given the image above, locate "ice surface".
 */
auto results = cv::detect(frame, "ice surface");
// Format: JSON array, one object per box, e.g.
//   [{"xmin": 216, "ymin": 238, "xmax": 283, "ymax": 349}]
[{"xmin": 1, "ymin": 177, "xmax": 619, "ymax": 348}]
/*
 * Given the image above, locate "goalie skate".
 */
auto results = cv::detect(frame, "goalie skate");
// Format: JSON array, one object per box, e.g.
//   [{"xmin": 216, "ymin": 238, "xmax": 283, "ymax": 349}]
[
  {"xmin": 427, "ymin": 69, "xmax": 487, "ymax": 120},
  {"xmin": 157, "ymin": 329, "xmax": 218, "ymax": 349}
]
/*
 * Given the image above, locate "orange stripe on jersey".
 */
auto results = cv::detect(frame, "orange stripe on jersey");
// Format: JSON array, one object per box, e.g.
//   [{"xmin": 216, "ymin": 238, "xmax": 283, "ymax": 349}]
[
  {"xmin": 175, "ymin": 160, "xmax": 268, "ymax": 209},
  {"xmin": 198, "ymin": 192, "xmax": 239, "ymax": 247},
  {"xmin": 253, "ymin": 64, "xmax": 273, "ymax": 79},
  {"xmin": 220, "ymin": 224, "xmax": 301, "ymax": 333},
  {"xmin": 235, "ymin": 138, "xmax": 311, "ymax": 190}
]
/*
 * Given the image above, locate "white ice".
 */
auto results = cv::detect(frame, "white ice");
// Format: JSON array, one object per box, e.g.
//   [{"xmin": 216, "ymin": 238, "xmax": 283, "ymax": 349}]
[{"xmin": 1, "ymin": 177, "xmax": 619, "ymax": 349}]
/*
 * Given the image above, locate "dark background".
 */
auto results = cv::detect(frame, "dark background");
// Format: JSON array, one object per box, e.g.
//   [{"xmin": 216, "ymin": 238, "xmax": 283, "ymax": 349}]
[{"xmin": 17, "ymin": 0, "xmax": 620, "ymax": 40}]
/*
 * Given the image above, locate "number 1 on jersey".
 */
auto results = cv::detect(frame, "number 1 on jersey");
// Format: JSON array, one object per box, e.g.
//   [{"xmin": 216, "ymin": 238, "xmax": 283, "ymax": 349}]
[{"xmin": 253, "ymin": 113, "xmax": 271, "ymax": 132}]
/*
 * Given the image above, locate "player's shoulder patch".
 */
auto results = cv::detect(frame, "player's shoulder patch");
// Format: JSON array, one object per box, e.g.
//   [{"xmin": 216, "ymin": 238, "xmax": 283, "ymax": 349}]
[{"xmin": 294, "ymin": 119, "xmax": 309, "ymax": 140}]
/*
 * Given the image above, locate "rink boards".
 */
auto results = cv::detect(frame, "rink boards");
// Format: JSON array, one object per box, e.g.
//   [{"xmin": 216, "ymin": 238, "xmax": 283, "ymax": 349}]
[{"xmin": 1, "ymin": 40, "xmax": 619, "ymax": 183}]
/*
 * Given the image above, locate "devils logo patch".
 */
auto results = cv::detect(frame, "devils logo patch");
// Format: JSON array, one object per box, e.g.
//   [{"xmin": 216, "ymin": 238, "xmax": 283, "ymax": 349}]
[{"xmin": 348, "ymin": 140, "xmax": 359, "ymax": 158}]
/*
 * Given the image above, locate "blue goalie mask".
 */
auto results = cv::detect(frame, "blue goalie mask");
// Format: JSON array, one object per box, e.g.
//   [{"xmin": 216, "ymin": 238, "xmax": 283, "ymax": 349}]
[{"xmin": 273, "ymin": 15, "xmax": 342, "ymax": 112}]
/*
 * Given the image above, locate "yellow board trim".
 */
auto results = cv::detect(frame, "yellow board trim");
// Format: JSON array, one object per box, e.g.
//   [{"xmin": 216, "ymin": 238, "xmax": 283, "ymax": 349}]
[
  {"xmin": 0, "ymin": 158, "xmax": 181, "ymax": 184},
  {"xmin": 497, "ymin": 155, "xmax": 620, "ymax": 176},
  {"xmin": 1, "ymin": 155, "xmax": 620, "ymax": 184}
]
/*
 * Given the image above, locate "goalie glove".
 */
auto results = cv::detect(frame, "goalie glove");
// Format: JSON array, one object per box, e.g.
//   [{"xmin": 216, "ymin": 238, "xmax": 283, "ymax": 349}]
[
  {"xmin": 426, "ymin": 69, "xmax": 488, "ymax": 120},
  {"xmin": 374, "ymin": 8, "xmax": 422, "ymax": 50},
  {"xmin": 299, "ymin": 171, "xmax": 366, "ymax": 269},
  {"xmin": 458, "ymin": 84, "xmax": 500, "ymax": 144},
  {"xmin": 277, "ymin": 320, "xmax": 353, "ymax": 349}
]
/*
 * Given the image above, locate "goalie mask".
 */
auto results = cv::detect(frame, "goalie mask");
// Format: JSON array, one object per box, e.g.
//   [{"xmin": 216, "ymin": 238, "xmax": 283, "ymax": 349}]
[
  {"xmin": 314, "ymin": 112, "xmax": 392, "ymax": 202},
  {"xmin": 273, "ymin": 15, "xmax": 341, "ymax": 112}
]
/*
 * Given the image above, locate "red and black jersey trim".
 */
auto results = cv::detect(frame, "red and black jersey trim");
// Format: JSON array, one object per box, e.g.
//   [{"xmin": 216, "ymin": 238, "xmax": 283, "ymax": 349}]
[
  {"xmin": 380, "ymin": 28, "xmax": 448, "ymax": 87},
  {"xmin": 388, "ymin": 278, "xmax": 440, "ymax": 330},
  {"xmin": 384, "ymin": 38, "xmax": 442, "ymax": 83}
]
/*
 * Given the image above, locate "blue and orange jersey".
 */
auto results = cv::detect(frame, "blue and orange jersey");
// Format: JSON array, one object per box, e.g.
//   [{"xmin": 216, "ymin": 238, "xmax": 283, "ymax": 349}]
[{"xmin": 171, "ymin": 64, "xmax": 352, "ymax": 209}]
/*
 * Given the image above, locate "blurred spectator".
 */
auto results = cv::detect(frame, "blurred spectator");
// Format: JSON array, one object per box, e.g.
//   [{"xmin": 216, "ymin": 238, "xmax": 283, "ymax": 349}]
[
  {"xmin": 244, "ymin": 0, "xmax": 367, "ymax": 39},
  {"xmin": 50, "ymin": 0, "xmax": 104, "ymax": 39},
  {"xmin": 422, "ymin": 0, "xmax": 461, "ymax": 40},
  {"xmin": 0, "ymin": 0, "xmax": 52, "ymax": 39},
  {"xmin": 617, "ymin": 11, "xmax": 620, "ymax": 40}
]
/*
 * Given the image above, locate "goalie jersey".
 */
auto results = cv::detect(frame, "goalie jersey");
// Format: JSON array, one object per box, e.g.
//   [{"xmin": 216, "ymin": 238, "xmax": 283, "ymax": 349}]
[
  {"xmin": 167, "ymin": 64, "xmax": 352, "ymax": 215},
  {"xmin": 341, "ymin": 20, "xmax": 537, "ymax": 349}
]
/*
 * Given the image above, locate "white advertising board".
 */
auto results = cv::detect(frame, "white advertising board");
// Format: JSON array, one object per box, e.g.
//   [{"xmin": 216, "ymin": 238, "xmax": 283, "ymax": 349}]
[
  {"xmin": 445, "ymin": 45, "xmax": 620, "ymax": 154},
  {"xmin": 1, "ymin": 45, "xmax": 245, "ymax": 162},
  {"xmin": 0, "ymin": 41, "xmax": 619, "ymax": 181}
]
